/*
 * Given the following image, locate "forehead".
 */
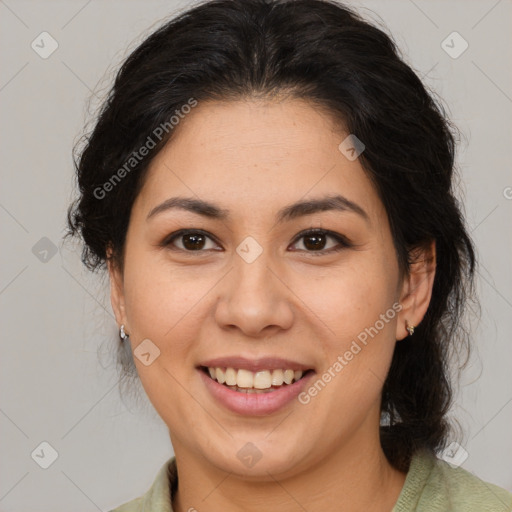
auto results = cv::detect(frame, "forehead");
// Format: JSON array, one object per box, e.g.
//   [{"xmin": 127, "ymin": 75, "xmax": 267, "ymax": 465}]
[{"xmin": 133, "ymin": 98, "xmax": 383, "ymax": 224}]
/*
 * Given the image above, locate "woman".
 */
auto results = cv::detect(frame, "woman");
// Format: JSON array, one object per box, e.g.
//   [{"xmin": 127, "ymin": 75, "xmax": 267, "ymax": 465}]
[{"xmin": 65, "ymin": 0, "xmax": 512, "ymax": 510}]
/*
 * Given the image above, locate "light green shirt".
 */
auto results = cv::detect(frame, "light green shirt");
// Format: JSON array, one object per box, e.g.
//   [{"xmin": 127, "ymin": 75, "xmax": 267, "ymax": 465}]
[{"xmin": 110, "ymin": 448, "xmax": 512, "ymax": 511}]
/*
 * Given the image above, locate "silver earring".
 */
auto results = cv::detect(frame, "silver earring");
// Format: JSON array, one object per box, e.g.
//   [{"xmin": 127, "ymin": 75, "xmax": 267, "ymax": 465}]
[{"xmin": 119, "ymin": 324, "xmax": 129, "ymax": 341}]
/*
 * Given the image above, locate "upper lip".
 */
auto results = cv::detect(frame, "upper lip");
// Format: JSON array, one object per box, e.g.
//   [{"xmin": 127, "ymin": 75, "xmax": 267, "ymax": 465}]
[{"xmin": 198, "ymin": 356, "xmax": 314, "ymax": 372}]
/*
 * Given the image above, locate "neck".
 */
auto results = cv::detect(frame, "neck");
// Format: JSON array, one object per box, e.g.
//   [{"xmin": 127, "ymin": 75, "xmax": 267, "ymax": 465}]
[{"xmin": 171, "ymin": 429, "xmax": 407, "ymax": 512}]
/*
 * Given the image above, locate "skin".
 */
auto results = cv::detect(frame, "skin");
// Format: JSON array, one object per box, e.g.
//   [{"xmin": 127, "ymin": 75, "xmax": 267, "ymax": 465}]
[{"xmin": 108, "ymin": 97, "xmax": 436, "ymax": 512}]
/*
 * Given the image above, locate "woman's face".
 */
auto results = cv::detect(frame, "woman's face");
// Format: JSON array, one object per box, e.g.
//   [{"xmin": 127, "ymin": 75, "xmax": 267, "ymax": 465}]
[{"xmin": 109, "ymin": 97, "xmax": 421, "ymax": 478}]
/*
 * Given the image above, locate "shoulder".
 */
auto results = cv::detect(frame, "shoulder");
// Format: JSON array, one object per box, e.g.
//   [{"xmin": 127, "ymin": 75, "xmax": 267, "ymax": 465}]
[
  {"xmin": 108, "ymin": 456, "xmax": 177, "ymax": 512},
  {"xmin": 109, "ymin": 496, "xmax": 143, "ymax": 512},
  {"xmin": 423, "ymin": 454, "xmax": 512, "ymax": 511},
  {"xmin": 393, "ymin": 448, "xmax": 512, "ymax": 512}
]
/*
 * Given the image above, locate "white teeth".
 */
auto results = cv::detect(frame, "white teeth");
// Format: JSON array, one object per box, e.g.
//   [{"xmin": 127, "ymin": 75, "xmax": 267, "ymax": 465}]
[
  {"xmin": 271, "ymin": 369, "xmax": 284, "ymax": 386},
  {"xmin": 236, "ymin": 369, "xmax": 254, "ymax": 388},
  {"xmin": 283, "ymin": 369, "xmax": 294, "ymax": 384},
  {"xmin": 253, "ymin": 370, "xmax": 272, "ymax": 389},
  {"xmin": 205, "ymin": 367, "xmax": 305, "ymax": 389},
  {"xmin": 224, "ymin": 367, "xmax": 237, "ymax": 386},
  {"xmin": 215, "ymin": 368, "xmax": 225, "ymax": 384}
]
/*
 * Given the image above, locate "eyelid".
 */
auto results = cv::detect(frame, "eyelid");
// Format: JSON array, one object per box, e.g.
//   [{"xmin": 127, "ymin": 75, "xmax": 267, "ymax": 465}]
[
  {"xmin": 161, "ymin": 228, "xmax": 221, "ymax": 251},
  {"xmin": 289, "ymin": 228, "xmax": 352, "ymax": 255},
  {"xmin": 161, "ymin": 228, "xmax": 352, "ymax": 254}
]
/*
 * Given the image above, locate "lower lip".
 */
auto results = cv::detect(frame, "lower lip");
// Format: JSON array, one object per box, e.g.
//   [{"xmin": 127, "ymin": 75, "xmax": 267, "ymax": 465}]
[{"xmin": 198, "ymin": 369, "xmax": 315, "ymax": 416}]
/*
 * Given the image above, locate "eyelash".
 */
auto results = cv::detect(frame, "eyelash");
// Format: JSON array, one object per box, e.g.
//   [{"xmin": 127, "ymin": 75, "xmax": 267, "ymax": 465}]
[{"xmin": 160, "ymin": 228, "xmax": 352, "ymax": 256}]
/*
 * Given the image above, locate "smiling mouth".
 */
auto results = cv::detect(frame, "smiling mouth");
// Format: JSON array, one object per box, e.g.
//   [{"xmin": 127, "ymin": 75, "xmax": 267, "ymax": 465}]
[{"xmin": 199, "ymin": 366, "xmax": 314, "ymax": 393}]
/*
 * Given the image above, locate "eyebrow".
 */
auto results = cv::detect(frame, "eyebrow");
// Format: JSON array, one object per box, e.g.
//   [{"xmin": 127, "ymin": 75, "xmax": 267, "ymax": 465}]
[{"xmin": 146, "ymin": 194, "xmax": 370, "ymax": 224}]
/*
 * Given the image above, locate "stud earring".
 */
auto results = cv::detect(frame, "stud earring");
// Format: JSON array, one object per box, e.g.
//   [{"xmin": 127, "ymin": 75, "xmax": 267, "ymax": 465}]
[
  {"xmin": 406, "ymin": 322, "xmax": 415, "ymax": 336},
  {"xmin": 119, "ymin": 324, "xmax": 129, "ymax": 341}
]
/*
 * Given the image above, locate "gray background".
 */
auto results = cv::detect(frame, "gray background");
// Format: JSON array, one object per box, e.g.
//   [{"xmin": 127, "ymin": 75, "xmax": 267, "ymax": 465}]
[{"xmin": 0, "ymin": 0, "xmax": 511, "ymax": 510}]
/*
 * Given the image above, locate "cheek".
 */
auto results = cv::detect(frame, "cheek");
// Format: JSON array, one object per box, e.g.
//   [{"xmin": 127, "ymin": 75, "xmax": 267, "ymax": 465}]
[
  {"xmin": 299, "ymin": 251, "xmax": 399, "ymax": 391},
  {"xmin": 121, "ymin": 248, "xmax": 196, "ymax": 363},
  {"xmin": 301, "ymin": 272, "xmax": 398, "ymax": 435},
  {"xmin": 123, "ymin": 243, "xmax": 201, "ymax": 329},
  {"xmin": 121, "ymin": 253, "xmax": 206, "ymax": 419},
  {"xmin": 299, "ymin": 254, "xmax": 398, "ymax": 332}
]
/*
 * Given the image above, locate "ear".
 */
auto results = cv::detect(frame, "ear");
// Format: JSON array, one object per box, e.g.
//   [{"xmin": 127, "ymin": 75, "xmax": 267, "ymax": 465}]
[
  {"xmin": 396, "ymin": 240, "xmax": 436, "ymax": 340},
  {"xmin": 106, "ymin": 246, "xmax": 129, "ymax": 332}
]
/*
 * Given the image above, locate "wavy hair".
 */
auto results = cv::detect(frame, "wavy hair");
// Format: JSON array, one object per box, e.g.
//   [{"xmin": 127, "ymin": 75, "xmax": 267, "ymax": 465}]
[{"xmin": 65, "ymin": 0, "xmax": 477, "ymax": 472}]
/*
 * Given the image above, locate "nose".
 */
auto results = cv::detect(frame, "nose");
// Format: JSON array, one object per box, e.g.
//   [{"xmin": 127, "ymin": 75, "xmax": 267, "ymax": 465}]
[{"xmin": 214, "ymin": 249, "xmax": 294, "ymax": 339}]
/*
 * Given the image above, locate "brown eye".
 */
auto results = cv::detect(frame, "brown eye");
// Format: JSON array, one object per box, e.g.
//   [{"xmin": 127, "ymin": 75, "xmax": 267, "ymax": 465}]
[
  {"xmin": 161, "ymin": 228, "xmax": 351, "ymax": 256},
  {"xmin": 181, "ymin": 232, "xmax": 207, "ymax": 250},
  {"xmin": 290, "ymin": 229, "xmax": 351, "ymax": 255},
  {"xmin": 163, "ymin": 230, "xmax": 220, "ymax": 252},
  {"xmin": 302, "ymin": 232, "xmax": 328, "ymax": 251}
]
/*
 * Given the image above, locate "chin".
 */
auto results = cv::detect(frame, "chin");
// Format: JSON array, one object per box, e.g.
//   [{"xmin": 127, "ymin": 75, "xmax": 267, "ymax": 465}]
[{"xmin": 203, "ymin": 434, "xmax": 310, "ymax": 479}]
